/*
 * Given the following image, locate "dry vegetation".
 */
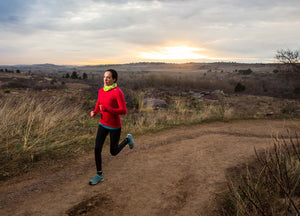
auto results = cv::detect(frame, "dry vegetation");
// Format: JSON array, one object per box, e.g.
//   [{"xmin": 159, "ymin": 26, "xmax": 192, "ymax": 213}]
[
  {"xmin": 220, "ymin": 134, "xmax": 300, "ymax": 216},
  {"xmin": 1, "ymin": 62, "xmax": 300, "ymax": 214},
  {"xmin": 0, "ymin": 90, "xmax": 94, "ymax": 178}
]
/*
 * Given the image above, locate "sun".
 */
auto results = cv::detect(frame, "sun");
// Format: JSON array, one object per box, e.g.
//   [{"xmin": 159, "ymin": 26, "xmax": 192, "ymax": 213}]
[{"xmin": 140, "ymin": 45, "xmax": 207, "ymax": 61}]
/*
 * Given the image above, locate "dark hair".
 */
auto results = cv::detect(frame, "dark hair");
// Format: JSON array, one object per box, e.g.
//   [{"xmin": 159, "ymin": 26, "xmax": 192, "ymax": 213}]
[{"xmin": 106, "ymin": 69, "xmax": 118, "ymax": 83}]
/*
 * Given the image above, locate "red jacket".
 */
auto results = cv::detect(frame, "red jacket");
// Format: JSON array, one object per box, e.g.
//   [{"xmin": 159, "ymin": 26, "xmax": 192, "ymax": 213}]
[{"xmin": 94, "ymin": 87, "xmax": 127, "ymax": 128}]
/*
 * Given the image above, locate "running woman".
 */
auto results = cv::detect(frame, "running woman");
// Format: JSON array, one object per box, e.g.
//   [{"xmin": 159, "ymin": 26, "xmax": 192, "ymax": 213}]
[{"xmin": 89, "ymin": 69, "xmax": 134, "ymax": 185}]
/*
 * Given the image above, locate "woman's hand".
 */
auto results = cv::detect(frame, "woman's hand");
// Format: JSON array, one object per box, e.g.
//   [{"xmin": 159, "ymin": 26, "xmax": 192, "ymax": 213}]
[{"xmin": 90, "ymin": 111, "xmax": 96, "ymax": 117}]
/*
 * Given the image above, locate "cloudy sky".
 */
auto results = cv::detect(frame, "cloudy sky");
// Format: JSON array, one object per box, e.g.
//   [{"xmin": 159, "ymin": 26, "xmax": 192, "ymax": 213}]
[{"xmin": 0, "ymin": 0, "xmax": 299, "ymax": 65}]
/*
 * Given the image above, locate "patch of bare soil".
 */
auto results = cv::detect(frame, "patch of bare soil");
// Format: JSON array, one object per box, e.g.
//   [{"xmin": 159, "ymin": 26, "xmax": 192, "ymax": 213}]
[{"xmin": 0, "ymin": 119, "xmax": 299, "ymax": 216}]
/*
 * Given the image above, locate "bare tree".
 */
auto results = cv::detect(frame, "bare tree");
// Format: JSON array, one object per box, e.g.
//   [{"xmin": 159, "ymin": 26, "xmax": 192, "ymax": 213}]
[{"xmin": 275, "ymin": 49, "xmax": 300, "ymax": 72}]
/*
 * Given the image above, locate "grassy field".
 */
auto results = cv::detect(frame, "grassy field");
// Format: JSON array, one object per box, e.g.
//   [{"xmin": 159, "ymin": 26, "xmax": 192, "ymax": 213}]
[
  {"xmin": 1, "ymin": 63, "xmax": 300, "ymax": 214},
  {"xmin": 1, "ymin": 63, "xmax": 300, "ymax": 178}
]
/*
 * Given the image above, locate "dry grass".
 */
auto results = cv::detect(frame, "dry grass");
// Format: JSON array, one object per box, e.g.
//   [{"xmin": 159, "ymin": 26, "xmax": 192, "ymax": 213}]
[
  {"xmin": 121, "ymin": 92, "xmax": 234, "ymax": 135},
  {"xmin": 0, "ymin": 91, "xmax": 95, "ymax": 178},
  {"xmin": 220, "ymin": 133, "xmax": 300, "ymax": 216},
  {"xmin": 1, "ymin": 67, "xmax": 300, "ymax": 179}
]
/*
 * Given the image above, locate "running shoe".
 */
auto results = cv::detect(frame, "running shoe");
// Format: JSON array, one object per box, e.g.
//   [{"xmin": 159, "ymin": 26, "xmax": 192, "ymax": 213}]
[
  {"xmin": 89, "ymin": 173, "xmax": 104, "ymax": 185},
  {"xmin": 127, "ymin": 134, "xmax": 134, "ymax": 149}
]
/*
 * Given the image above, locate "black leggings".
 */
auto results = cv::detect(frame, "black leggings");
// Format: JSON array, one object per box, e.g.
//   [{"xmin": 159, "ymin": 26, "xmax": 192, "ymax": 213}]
[{"xmin": 94, "ymin": 124, "xmax": 128, "ymax": 172}]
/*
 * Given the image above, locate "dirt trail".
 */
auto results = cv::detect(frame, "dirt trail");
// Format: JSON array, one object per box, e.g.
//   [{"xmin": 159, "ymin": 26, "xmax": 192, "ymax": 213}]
[{"xmin": 1, "ymin": 119, "xmax": 300, "ymax": 216}]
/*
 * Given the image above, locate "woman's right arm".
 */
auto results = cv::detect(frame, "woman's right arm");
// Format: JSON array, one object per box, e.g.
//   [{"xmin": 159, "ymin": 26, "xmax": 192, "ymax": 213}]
[{"xmin": 91, "ymin": 90, "xmax": 101, "ymax": 116}]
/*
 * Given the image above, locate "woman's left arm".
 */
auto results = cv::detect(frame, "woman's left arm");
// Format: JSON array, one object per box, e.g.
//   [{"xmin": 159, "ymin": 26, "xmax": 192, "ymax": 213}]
[{"xmin": 102, "ymin": 89, "xmax": 127, "ymax": 115}]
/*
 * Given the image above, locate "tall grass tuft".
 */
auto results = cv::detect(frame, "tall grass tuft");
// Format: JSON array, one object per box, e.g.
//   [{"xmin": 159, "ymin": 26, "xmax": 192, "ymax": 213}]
[
  {"xmin": 0, "ymin": 93, "xmax": 93, "ymax": 177},
  {"xmin": 221, "ymin": 133, "xmax": 300, "ymax": 215}
]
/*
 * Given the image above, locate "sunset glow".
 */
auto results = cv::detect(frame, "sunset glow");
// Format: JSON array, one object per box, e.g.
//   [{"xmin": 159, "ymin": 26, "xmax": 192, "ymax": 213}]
[
  {"xmin": 140, "ymin": 46, "xmax": 207, "ymax": 61},
  {"xmin": 1, "ymin": 1, "xmax": 299, "ymax": 65}
]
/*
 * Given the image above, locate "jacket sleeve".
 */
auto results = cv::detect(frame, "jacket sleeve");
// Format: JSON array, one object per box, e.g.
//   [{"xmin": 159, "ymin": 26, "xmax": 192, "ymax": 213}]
[
  {"xmin": 93, "ymin": 89, "xmax": 101, "ymax": 114},
  {"xmin": 104, "ymin": 89, "xmax": 127, "ymax": 115}
]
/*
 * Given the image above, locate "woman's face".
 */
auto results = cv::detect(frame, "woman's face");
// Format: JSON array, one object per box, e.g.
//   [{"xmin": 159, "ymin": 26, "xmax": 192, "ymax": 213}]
[{"xmin": 104, "ymin": 71, "xmax": 116, "ymax": 86}]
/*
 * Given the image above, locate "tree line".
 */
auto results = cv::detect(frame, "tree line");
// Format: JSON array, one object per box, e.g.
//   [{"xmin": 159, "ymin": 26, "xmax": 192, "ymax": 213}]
[{"xmin": 63, "ymin": 71, "xmax": 88, "ymax": 80}]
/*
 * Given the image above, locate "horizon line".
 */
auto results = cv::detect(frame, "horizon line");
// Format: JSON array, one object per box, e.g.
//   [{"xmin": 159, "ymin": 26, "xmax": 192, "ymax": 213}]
[{"xmin": 0, "ymin": 61, "xmax": 280, "ymax": 67}]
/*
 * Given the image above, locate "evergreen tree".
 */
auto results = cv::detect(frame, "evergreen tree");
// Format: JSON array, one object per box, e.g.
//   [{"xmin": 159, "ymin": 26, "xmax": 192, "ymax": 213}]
[
  {"xmin": 71, "ymin": 71, "xmax": 78, "ymax": 79},
  {"xmin": 83, "ymin": 72, "xmax": 88, "ymax": 80}
]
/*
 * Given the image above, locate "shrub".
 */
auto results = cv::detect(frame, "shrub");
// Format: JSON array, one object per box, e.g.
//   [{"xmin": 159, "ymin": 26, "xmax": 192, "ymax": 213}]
[
  {"xmin": 220, "ymin": 133, "xmax": 300, "ymax": 216},
  {"xmin": 294, "ymin": 87, "xmax": 300, "ymax": 94},
  {"xmin": 50, "ymin": 79, "xmax": 57, "ymax": 85},
  {"xmin": 234, "ymin": 82, "xmax": 246, "ymax": 92},
  {"xmin": 238, "ymin": 68, "xmax": 253, "ymax": 75},
  {"xmin": 281, "ymin": 105, "xmax": 296, "ymax": 114}
]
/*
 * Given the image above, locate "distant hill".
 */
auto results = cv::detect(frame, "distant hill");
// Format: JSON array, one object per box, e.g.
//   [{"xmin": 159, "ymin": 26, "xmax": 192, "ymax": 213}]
[{"xmin": 0, "ymin": 62, "xmax": 282, "ymax": 78}]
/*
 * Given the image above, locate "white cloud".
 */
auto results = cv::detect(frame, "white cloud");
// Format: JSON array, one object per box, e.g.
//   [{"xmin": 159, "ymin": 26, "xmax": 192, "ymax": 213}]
[{"xmin": 0, "ymin": 0, "xmax": 299, "ymax": 64}]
